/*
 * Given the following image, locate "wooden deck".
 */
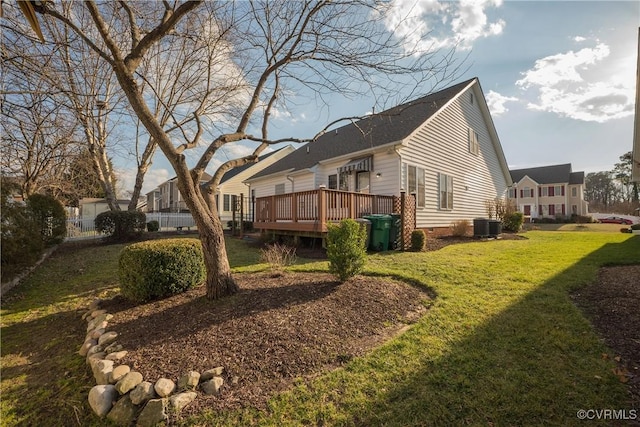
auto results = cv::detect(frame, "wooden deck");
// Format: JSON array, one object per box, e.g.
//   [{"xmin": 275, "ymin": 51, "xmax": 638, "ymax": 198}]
[{"xmin": 253, "ymin": 188, "xmax": 395, "ymax": 233}]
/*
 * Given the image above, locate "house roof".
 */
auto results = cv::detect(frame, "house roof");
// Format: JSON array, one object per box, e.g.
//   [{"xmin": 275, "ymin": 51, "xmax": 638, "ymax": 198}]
[
  {"xmin": 164, "ymin": 172, "xmax": 213, "ymax": 183},
  {"xmin": 249, "ymin": 78, "xmax": 477, "ymax": 179},
  {"xmin": 510, "ymin": 164, "xmax": 585, "ymax": 185},
  {"xmin": 219, "ymin": 146, "xmax": 291, "ymax": 183}
]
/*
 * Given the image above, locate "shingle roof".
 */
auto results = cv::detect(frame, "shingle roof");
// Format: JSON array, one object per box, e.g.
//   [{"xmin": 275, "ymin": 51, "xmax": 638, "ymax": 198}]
[
  {"xmin": 510, "ymin": 164, "xmax": 584, "ymax": 185},
  {"xmin": 569, "ymin": 171, "xmax": 584, "ymax": 185},
  {"xmin": 219, "ymin": 146, "xmax": 290, "ymax": 183},
  {"xmin": 249, "ymin": 78, "xmax": 476, "ymax": 179}
]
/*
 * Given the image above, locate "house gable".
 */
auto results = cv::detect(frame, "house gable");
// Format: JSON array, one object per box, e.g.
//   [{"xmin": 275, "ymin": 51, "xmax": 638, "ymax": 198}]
[
  {"xmin": 247, "ymin": 78, "xmax": 513, "ymax": 229},
  {"xmin": 398, "ymin": 79, "xmax": 512, "ymax": 227}
]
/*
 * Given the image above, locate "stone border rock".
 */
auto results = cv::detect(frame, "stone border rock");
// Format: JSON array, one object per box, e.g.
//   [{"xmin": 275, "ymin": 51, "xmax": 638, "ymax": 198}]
[{"xmin": 80, "ymin": 299, "xmax": 226, "ymax": 426}]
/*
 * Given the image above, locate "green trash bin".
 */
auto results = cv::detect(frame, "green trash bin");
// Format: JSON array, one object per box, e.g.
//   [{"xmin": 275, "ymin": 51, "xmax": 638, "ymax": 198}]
[{"xmin": 363, "ymin": 214, "xmax": 392, "ymax": 251}]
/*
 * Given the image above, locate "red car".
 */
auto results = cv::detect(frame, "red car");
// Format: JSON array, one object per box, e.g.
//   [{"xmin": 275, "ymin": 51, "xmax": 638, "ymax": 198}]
[{"xmin": 598, "ymin": 216, "xmax": 633, "ymax": 225}]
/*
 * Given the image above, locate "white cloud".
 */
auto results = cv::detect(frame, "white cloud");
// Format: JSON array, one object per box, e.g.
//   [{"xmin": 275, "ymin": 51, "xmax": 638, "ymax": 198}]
[
  {"xmin": 485, "ymin": 90, "xmax": 518, "ymax": 116},
  {"xmin": 115, "ymin": 167, "xmax": 171, "ymax": 198},
  {"xmin": 573, "ymin": 36, "xmax": 587, "ymax": 43},
  {"xmin": 516, "ymin": 42, "xmax": 634, "ymax": 123},
  {"xmin": 383, "ymin": 0, "xmax": 505, "ymax": 52}
]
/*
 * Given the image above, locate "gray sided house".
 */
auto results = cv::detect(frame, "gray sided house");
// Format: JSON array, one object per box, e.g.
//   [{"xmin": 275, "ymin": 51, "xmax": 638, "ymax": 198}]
[
  {"xmin": 245, "ymin": 77, "xmax": 512, "ymax": 235},
  {"xmin": 508, "ymin": 164, "xmax": 588, "ymax": 220}
]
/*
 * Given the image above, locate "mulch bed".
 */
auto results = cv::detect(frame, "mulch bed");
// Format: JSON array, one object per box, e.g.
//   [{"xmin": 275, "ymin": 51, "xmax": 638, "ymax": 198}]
[
  {"xmin": 100, "ymin": 272, "xmax": 433, "ymax": 416},
  {"xmin": 572, "ymin": 265, "xmax": 640, "ymax": 409},
  {"xmin": 68, "ymin": 232, "xmax": 638, "ymax": 417}
]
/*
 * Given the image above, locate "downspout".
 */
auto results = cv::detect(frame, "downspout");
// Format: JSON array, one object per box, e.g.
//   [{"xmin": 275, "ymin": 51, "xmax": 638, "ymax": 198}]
[
  {"xmin": 286, "ymin": 175, "xmax": 295, "ymax": 193},
  {"xmin": 393, "ymin": 145, "xmax": 403, "ymax": 194}
]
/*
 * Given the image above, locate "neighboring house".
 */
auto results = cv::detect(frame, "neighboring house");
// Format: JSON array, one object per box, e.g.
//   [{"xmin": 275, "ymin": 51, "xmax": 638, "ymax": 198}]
[
  {"xmin": 79, "ymin": 198, "xmax": 131, "ymax": 218},
  {"xmin": 245, "ymin": 77, "xmax": 512, "ymax": 234},
  {"xmin": 216, "ymin": 145, "xmax": 295, "ymax": 226},
  {"xmin": 144, "ymin": 146, "xmax": 295, "ymax": 228},
  {"xmin": 146, "ymin": 173, "xmax": 213, "ymax": 213},
  {"xmin": 508, "ymin": 164, "xmax": 588, "ymax": 220}
]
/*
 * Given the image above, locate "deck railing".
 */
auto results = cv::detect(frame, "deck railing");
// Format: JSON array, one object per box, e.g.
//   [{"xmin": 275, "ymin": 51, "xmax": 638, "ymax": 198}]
[{"xmin": 254, "ymin": 188, "xmax": 395, "ymax": 232}]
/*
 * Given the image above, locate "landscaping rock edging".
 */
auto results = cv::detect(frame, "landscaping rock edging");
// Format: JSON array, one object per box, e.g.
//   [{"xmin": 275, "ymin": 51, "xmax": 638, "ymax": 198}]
[{"xmin": 79, "ymin": 299, "xmax": 226, "ymax": 426}]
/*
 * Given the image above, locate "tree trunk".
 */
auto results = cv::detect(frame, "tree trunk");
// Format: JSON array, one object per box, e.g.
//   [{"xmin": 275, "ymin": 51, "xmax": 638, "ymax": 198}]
[
  {"xmin": 128, "ymin": 137, "xmax": 156, "ymax": 211},
  {"xmin": 179, "ymin": 178, "xmax": 239, "ymax": 299}
]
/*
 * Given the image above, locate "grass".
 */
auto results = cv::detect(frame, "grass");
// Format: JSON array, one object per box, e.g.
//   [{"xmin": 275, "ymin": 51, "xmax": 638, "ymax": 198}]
[{"xmin": 2, "ymin": 232, "xmax": 639, "ymax": 426}]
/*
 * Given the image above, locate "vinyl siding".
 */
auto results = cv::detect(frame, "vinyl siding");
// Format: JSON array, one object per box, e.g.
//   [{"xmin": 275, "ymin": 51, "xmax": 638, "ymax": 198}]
[
  {"xmin": 217, "ymin": 147, "xmax": 295, "ymax": 224},
  {"xmin": 400, "ymin": 85, "xmax": 509, "ymax": 228},
  {"xmin": 316, "ymin": 151, "xmax": 400, "ymax": 195}
]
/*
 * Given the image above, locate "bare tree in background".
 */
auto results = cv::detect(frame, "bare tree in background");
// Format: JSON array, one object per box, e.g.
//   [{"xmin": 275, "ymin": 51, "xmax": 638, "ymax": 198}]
[
  {"xmin": 1, "ymin": 54, "xmax": 79, "ymax": 199},
  {"xmin": 35, "ymin": 0, "xmax": 463, "ymax": 299}
]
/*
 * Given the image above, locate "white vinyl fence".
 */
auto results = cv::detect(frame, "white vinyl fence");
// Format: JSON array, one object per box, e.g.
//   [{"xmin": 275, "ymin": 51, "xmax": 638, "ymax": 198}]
[{"xmin": 65, "ymin": 212, "xmax": 197, "ymax": 241}]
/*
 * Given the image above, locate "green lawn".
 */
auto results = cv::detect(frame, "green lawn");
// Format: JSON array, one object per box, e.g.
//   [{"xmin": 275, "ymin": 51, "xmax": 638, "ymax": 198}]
[{"xmin": 2, "ymin": 232, "xmax": 639, "ymax": 426}]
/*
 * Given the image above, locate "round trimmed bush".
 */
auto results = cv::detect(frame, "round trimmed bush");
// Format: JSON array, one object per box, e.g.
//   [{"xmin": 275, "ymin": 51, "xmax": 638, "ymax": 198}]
[
  {"xmin": 146, "ymin": 220, "xmax": 160, "ymax": 232},
  {"xmin": 410, "ymin": 229, "xmax": 426, "ymax": 251},
  {"xmin": 96, "ymin": 210, "xmax": 146, "ymax": 241},
  {"xmin": 119, "ymin": 238, "xmax": 206, "ymax": 302}
]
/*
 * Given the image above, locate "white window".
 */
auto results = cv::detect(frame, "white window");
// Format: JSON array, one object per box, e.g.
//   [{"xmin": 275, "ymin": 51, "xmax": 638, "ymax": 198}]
[
  {"xmin": 541, "ymin": 187, "xmax": 548, "ymax": 197},
  {"xmin": 554, "ymin": 185, "xmax": 563, "ymax": 196},
  {"xmin": 223, "ymin": 194, "xmax": 231, "ymax": 212},
  {"xmin": 406, "ymin": 165, "xmax": 425, "ymax": 208},
  {"xmin": 468, "ymin": 128, "xmax": 479, "ymax": 155},
  {"xmin": 275, "ymin": 183, "xmax": 285, "ymax": 195},
  {"xmin": 439, "ymin": 173, "xmax": 453, "ymax": 210},
  {"xmin": 508, "ymin": 188, "xmax": 516, "ymax": 199},
  {"xmin": 571, "ymin": 187, "xmax": 577, "ymax": 197}
]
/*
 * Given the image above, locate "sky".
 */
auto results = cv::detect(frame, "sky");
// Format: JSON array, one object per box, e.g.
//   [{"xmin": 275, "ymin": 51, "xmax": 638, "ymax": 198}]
[{"xmin": 118, "ymin": 1, "xmax": 639, "ymax": 197}]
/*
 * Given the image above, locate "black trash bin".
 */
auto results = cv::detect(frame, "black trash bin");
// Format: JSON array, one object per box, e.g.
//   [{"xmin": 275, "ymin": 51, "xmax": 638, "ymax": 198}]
[
  {"xmin": 389, "ymin": 213, "xmax": 402, "ymax": 250},
  {"xmin": 473, "ymin": 218, "xmax": 490, "ymax": 238},
  {"xmin": 488, "ymin": 220, "xmax": 502, "ymax": 237}
]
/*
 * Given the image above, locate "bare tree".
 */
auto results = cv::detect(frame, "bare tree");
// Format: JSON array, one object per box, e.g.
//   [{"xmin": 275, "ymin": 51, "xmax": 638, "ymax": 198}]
[
  {"xmin": 2, "ymin": 4, "xmax": 126, "ymax": 210},
  {"xmin": 1, "ymin": 49, "xmax": 79, "ymax": 199},
  {"xmin": 36, "ymin": 0, "xmax": 462, "ymax": 299}
]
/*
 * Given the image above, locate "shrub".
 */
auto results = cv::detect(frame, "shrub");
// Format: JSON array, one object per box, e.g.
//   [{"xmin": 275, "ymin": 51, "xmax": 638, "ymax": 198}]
[
  {"xmin": 147, "ymin": 220, "xmax": 160, "ymax": 232},
  {"xmin": 118, "ymin": 238, "xmax": 206, "ymax": 302},
  {"xmin": 95, "ymin": 210, "xmax": 146, "ymax": 242},
  {"xmin": 226, "ymin": 220, "xmax": 254, "ymax": 232},
  {"xmin": 260, "ymin": 243, "xmax": 297, "ymax": 275},
  {"xmin": 26, "ymin": 194, "xmax": 67, "ymax": 245},
  {"xmin": 503, "ymin": 212, "xmax": 525, "ymax": 232},
  {"xmin": 1, "ymin": 185, "xmax": 44, "ymax": 282},
  {"xmin": 326, "ymin": 218, "xmax": 367, "ymax": 282},
  {"xmin": 450, "ymin": 220, "xmax": 470, "ymax": 237},
  {"xmin": 410, "ymin": 229, "xmax": 426, "ymax": 251}
]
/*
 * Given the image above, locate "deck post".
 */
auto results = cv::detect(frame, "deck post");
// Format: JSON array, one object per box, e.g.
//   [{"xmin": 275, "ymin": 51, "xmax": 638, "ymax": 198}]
[
  {"xmin": 400, "ymin": 191, "xmax": 406, "ymax": 251},
  {"xmin": 349, "ymin": 192, "xmax": 356, "ymax": 219},
  {"xmin": 269, "ymin": 195, "xmax": 275, "ymax": 223},
  {"xmin": 318, "ymin": 188, "xmax": 326, "ymax": 228},
  {"xmin": 291, "ymin": 192, "xmax": 298, "ymax": 223}
]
